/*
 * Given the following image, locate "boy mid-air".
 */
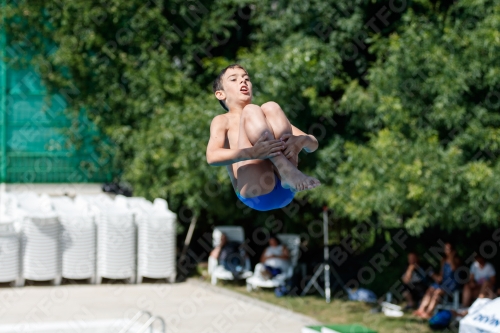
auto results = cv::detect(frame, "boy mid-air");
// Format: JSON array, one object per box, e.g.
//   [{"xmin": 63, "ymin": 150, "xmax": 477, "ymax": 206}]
[{"xmin": 206, "ymin": 64, "xmax": 321, "ymax": 211}]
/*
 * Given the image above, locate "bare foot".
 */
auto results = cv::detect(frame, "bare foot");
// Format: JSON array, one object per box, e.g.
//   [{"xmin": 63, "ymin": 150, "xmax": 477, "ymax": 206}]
[
  {"xmin": 412, "ymin": 309, "xmax": 423, "ymax": 316},
  {"xmin": 280, "ymin": 167, "xmax": 321, "ymax": 192},
  {"xmin": 419, "ymin": 312, "xmax": 431, "ymax": 319}
]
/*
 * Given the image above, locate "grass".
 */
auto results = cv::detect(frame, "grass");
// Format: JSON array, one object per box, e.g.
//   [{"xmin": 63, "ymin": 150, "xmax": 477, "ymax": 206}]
[{"xmin": 217, "ymin": 281, "xmax": 435, "ymax": 333}]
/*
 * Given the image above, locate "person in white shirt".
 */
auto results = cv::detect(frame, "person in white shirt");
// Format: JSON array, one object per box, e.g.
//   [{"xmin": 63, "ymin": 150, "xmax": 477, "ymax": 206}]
[
  {"xmin": 462, "ymin": 253, "xmax": 496, "ymax": 307},
  {"xmin": 259, "ymin": 236, "xmax": 290, "ymax": 279}
]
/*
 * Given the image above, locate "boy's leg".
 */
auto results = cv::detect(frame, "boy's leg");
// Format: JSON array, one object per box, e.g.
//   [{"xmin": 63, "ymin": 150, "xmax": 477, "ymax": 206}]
[
  {"xmin": 238, "ymin": 104, "xmax": 320, "ymax": 194},
  {"xmin": 260, "ymin": 102, "xmax": 295, "ymax": 165},
  {"xmin": 260, "ymin": 102, "xmax": 291, "ymax": 137},
  {"xmin": 235, "ymin": 106, "xmax": 278, "ymax": 198}
]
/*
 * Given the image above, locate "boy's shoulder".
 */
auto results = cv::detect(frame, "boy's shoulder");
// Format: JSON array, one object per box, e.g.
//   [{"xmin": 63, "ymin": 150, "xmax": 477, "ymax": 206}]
[
  {"xmin": 211, "ymin": 113, "xmax": 239, "ymax": 127},
  {"xmin": 210, "ymin": 114, "xmax": 228, "ymax": 125}
]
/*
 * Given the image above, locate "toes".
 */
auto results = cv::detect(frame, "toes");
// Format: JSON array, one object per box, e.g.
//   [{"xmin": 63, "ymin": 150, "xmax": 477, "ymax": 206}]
[
  {"xmin": 305, "ymin": 178, "xmax": 319, "ymax": 189},
  {"xmin": 312, "ymin": 179, "xmax": 321, "ymax": 187},
  {"xmin": 293, "ymin": 178, "xmax": 321, "ymax": 192}
]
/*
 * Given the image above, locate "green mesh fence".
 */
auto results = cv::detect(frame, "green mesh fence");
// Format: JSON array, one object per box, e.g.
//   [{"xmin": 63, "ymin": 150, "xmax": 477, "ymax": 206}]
[
  {"xmin": 0, "ymin": 0, "xmax": 6, "ymax": 182},
  {"xmin": 0, "ymin": 28, "xmax": 115, "ymax": 183}
]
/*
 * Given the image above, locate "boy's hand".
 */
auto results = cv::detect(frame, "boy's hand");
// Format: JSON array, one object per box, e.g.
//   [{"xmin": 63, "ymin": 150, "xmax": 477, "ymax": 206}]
[
  {"xmin": 280, "ymin": 134, "xmax": 303, "ymax": 166},
  {"xmin": 250, "ymin": 134, "xmax": 284, "ymax": 160}
]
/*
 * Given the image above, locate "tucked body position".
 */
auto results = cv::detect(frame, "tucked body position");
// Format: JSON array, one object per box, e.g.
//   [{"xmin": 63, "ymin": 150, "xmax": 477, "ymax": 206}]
[{"xmin": 206, "ymin": 64, "xmax": 321, "ymax": 211}]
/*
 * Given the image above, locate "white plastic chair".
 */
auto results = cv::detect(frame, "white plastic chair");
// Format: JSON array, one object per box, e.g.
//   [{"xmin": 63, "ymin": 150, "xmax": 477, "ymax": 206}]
[
  {"xmin": 21, "ymin": 211, "xmax": 62, "ymax": 285},
  {"xmin": 127, "ymin": 197, "xmax": 177, "ymax": 284},
  {"xmin": 11, "ymin": 192, "xmax": 62, "ymax": 285},
  {"xmin": 435, "ymin": 289, "xmax": 461, "ymax": 311},
  {"xmin": 0, "ymin": 215, "xmax": 23, "ymax": 287},
  {"xmin": 51, "ymin": 196, "xmax": 97, "ymax": 283},
  {"xmin": 75, "ymin": 194, "xmax": 136, "ymax": 284},
  {"xmin": 246, "ymin": 234, "xmax": 300, "ymax": 291},
  {"xmin": 208, "ymin": 226, "xmax": 252, "ymax": 285}
]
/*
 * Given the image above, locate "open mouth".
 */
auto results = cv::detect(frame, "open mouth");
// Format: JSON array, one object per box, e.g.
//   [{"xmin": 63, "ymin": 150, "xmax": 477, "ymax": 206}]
[{"xmin": 240, "ymin": 86, "xmax": 250, "ymax": 94}]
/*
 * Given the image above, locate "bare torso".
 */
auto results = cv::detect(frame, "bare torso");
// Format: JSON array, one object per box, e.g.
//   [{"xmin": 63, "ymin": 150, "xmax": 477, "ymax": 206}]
[
  {"xmin": 221, "ymin": 112, "xmax": 277, "ymax": 192},
  {"xmin": 221, "ymin": 113, "xmax": 242, "ymax": 191}
]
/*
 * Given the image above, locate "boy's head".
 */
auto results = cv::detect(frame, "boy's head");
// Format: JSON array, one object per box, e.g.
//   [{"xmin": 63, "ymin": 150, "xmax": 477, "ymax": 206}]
[{"xmin": 213, "ymin": 64, "xmax": 252, "ymax": 111}]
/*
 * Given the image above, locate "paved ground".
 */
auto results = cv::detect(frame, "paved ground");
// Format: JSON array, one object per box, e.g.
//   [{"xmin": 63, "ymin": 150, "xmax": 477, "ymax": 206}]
[{"xmin": 0, "ymin": 279, "xmax": 319, "ymax": 333}]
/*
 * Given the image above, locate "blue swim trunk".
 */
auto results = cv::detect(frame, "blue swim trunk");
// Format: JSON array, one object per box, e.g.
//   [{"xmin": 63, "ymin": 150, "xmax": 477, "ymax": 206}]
[
  {"xmin": 236, "ymin": 174, "xmax": 295, "ymax": 211},
  {"xmin": 264, "ymin": 265, "xmax": 282, "ymax": 277}
]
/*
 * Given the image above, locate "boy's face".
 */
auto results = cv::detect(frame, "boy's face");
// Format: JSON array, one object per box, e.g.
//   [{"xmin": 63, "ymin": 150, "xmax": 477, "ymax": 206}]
[{"xmin": 215, "ymin": 67, "xmax": 252, "ymax": 108}]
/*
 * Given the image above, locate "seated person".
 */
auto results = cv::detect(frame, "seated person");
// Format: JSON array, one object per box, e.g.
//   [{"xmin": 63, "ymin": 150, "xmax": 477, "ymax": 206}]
[
  {"xmin": 401, "ymin": 251, "xmax": 431, "ymax": 309},
  {"xmin": 414, "ymin": 242, "xmax": 461, "ymax": 319},
  {"xmin": 209, "ymin": 233, "xmax": 249, "ymax": 278},
  {"xmin": 454, "ymin": 285, "xmax": 499, "ymax": 318},
  {"xmin": 257, "ymin": 235, "xmax": 290, "ymax": 279},
  {"xmin": 462, "ymin": 253, "xmax": 496, "ymax": 306}
]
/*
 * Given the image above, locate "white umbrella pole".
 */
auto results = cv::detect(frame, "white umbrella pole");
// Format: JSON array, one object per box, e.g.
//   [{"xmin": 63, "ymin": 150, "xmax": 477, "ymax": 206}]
[
  {"xmin": 300, "ymin": 206, "xmax": 333, "ymax": 303},
  {"xmin": 323, "ymin": 206, "xmax": 331, "ymax": 303}
]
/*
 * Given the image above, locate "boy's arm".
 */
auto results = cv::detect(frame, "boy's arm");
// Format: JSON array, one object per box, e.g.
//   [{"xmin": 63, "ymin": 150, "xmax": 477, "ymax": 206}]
[
  {"xmin": 291, "ymin": 124, "xmax": 318, "ymax": 153},
  {"xmin": 206, "ymin": 116, "xmax": 250, "ymax": 166},
  {"xmin": 206, "ymin": 116, "xmax": 283, "ymax": 166}
]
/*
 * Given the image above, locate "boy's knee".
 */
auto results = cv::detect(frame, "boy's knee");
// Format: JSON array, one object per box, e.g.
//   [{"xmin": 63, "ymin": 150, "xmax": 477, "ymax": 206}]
[
  {"xmin": 242, "ymin": 104, "xmax": 262, "ymax": 115},
  {"xmin": 261, "ymin": 101, "xmax": 281, "ymax": 114}
]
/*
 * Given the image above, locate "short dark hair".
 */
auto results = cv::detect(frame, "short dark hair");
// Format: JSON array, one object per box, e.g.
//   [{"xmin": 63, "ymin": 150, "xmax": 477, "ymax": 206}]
[
  {"xmin": 269, "ymin": 234, "xmax": 282, "ymax": 245},
  {"xmin": 212, "ymin": 64, "xmax": 248, "ymax": 111}
]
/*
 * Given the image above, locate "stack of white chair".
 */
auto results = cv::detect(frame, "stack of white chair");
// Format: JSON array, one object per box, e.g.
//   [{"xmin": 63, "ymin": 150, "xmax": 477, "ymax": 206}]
[
  {"xmin": 76, "ymin": 194, "xmax": 136, "ymax": 284},
  {"xmin": 0, "ymin": 215, "xmax": 21, "ymax": 286},
  {"xmin": 0, "ymin": 192, "xmax": 23, "ymax": 286},
  {"xmin": 0, "ymin": 191, "xmax": 18, "ymax": 217},
  {"xmin": 51, "ymin": 196, "xmax": 96, "ymax": 283},
  {"xmin": 208, "ymin": 226, "xmax": 252, "ymax": 285},
  {"xmin": 127, "ymin": 197, "xmax": 177, "ymax": 283},
  {"xmin": 16, "ymin": 193, "xmax": 62, "ymax": 285},
  {"xmin": 246, "ymin": 234, "xmax": 301, "ymax": 291}
]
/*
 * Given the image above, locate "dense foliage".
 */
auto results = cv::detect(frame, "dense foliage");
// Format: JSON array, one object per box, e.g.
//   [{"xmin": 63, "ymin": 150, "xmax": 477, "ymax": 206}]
[{"xmin": 4, "ymin": 0, "xmax": 500, "ymax": 235}]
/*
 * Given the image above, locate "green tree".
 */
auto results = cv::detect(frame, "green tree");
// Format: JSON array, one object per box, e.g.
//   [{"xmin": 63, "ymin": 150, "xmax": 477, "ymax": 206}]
[
  {"xmin": 4, "ymin": 0, "xmax": 499, "ymax": 235},
  {"xmin": 311, "ymin": 0, "xmax": 500, "ymax": 234}
]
